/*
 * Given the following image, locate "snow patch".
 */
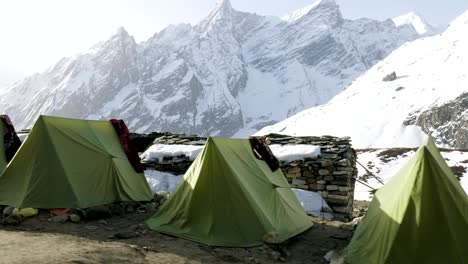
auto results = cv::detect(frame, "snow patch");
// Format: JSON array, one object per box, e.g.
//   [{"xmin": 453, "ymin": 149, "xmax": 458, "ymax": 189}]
[
  {"xmin": 144, "ymin": 170, "xmax": 183, "ymax": 193},
  {"xmin": 140, "ymin": 144, "xmax": 204, "ymax": 163},
  {"xmin": 17, "ymin": 133, "xmax": 28, "ymax": 142},
  {"xmin": 292, "ymin": 188, "xmax": 333, "ymax": 218},
  {"xmin": 269, "ymin": 144, "xmax": 321, "ymax": 162}
]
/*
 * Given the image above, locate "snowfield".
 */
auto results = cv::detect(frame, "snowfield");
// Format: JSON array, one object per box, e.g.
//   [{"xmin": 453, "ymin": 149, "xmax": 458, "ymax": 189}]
[
  {"xmin": 141, "ymin": 144, "xmax": 204, "ymax": 163},
  {"xmin": 266, "ymin": 144, "xmax": 321, "ymax": 162}
]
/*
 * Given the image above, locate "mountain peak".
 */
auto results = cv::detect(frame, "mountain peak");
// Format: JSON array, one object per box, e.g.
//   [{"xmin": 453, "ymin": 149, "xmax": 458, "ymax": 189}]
[
  {"xmin": 110, "ymin": 26, "xmax": 134, "ymax": 42},
  {"xmin": 199, "ymin": 0, "xmax": 236, "ymax": 33},
  {"xmin": 214, "ymin": 0, "xmax": 232, "ymax": 12},
  {"xmin": 281, "ymin": 0, "xmax": 340, "ymax": 23},
  {"xmin": 92, "ymin": 26, "xmax": 136, "ymax": 54},
  {"xmin": 209, "ymin": 0, "xmax": 234, "ymax": 19},
  {"xmin": 115, "ymin": 26, "xmax": 129, "ymax": 36},
  {"xmin": 393, "ymin": 12, "xmax": 434, "ymax": 35}
]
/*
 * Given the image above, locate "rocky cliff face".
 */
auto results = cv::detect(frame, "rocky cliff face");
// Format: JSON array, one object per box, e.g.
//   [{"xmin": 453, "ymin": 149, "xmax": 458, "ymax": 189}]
[
  {"xmin": 0, "ymin": 0, "xmax": 422, "ymax": 136},
  {"xmin": 405, "ymin": 92, "xmax": 468, "ymax": 148}
]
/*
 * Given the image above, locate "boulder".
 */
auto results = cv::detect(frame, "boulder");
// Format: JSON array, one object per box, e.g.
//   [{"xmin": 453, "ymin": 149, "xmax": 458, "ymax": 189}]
[
  {"xmin": 145, "ymin": 202, "xmax": 158, "ymax": 212},
  {"xmin": 69, "ymin": 214, "xmax": 81, "ymax": 223},
  {"xmin": 382, "ymin": 71, "xmax": 397, "ymax": 82},
  {"xmin": 51, "ymin": 214, "xmax": 68, "ymax": 223}
]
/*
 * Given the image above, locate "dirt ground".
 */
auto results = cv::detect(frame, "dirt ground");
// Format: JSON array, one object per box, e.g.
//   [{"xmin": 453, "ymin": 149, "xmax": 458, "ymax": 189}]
[{"xmin": 0, "ymin": 202, "xmax": 368, "ymax": 264}]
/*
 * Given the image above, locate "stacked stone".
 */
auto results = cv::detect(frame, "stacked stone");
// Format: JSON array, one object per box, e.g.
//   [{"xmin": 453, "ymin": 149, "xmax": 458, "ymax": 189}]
[
  {"xmin": 131, "ymin": 132, "xmax": 166, "ymax": 153},
  {"xmin": 143, "ymin": 160, "xmax": 193, "ymax": 175},
  {"xmin": 264, "ymin": 134, "xmax": 357, "ymax": 220},
  {"xmin": 137, "ymin": 132, "xmax": 357, "ymax": 220},
  {"xmin": 152, "ymin": 134, "xmax": 207, "ymax": 146},
  {"xmin": 131, "ymin": 132, "xmax": 207, "ymax": 153}
]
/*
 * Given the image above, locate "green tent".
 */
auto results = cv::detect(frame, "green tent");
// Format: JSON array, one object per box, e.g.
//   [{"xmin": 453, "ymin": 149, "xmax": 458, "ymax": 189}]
[
  {"xmin": 343, "ymin": 136, "xmax": 468, "ymax": 263},
  {"xmin": 0, "ymin": 115, "xmax": 153, "ymax": 209},
  {"xmin": 147, "ymin": 137, "xmax": 313, "ymax": 247}
]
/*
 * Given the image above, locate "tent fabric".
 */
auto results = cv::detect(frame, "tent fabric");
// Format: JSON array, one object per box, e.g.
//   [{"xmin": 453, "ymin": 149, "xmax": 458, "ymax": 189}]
[
  {"xmin": 0, "ymin": 115, "xmax": 153, "ymax": 209},
  {"xmin": 147, "ymin": 137, "xmax": 313, "ymax": 247},
  {"xmin": 0, "ymin": 115, "xmax": 21, "ymax": 171},
  {"xmin": 110, "ymin": 119, "xmax": 144, "ymax": 173},
  {"xmin": 342, "ymin": 136, "xmax": 468, "ymax": 263}
]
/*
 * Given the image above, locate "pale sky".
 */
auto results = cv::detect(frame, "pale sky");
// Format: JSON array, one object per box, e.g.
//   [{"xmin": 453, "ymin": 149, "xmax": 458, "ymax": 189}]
[{"xmin": 0, "ymin": 0, "xmax": 466, "ymax": 87}]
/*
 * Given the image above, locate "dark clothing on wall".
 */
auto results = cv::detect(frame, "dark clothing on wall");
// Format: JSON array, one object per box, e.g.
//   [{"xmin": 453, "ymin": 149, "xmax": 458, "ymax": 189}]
[
  {"xmin": 0, "ymin": 115, "xmax": 22, "ymax": 162},
  {"xmin": 249, "ymin": 137, "xmax": 279, "ymax": 171}
]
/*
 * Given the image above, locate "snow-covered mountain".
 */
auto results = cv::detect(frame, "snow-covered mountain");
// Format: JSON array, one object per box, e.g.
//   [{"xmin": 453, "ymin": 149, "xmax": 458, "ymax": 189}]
[
  {"xmin": 1, "ymin": 0, "xmax": 423, "ymax": 136},
  {"xmin": 393, "ymin": 12, "xmax": 439, "ymax": 35},
  {"xmin": 257, "ymin": 10, "xmax": 468, "ymax": 148}
]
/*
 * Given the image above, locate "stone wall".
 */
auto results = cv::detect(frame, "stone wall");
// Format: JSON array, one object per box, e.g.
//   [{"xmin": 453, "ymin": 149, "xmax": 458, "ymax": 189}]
[
  {"xmin": 131, "ymin": 132, "xmax": 206, "ymax": 152},
  {"xmin": 264, "ymin": 134, "xmax": 357, "ymax": 220},
  {"xmin": 131, "ymin": 132, "xmax": 166, "ymax": 153},
  {"xmin": 137, "ymin": 133, "xmax": 357, "ymax": 220}
]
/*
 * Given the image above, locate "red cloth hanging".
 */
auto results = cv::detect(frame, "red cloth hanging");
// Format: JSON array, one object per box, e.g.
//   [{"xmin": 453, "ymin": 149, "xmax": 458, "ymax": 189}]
[{"xmin": 110, "ymin": 119, "xmax": 145, "ymax": 173}]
